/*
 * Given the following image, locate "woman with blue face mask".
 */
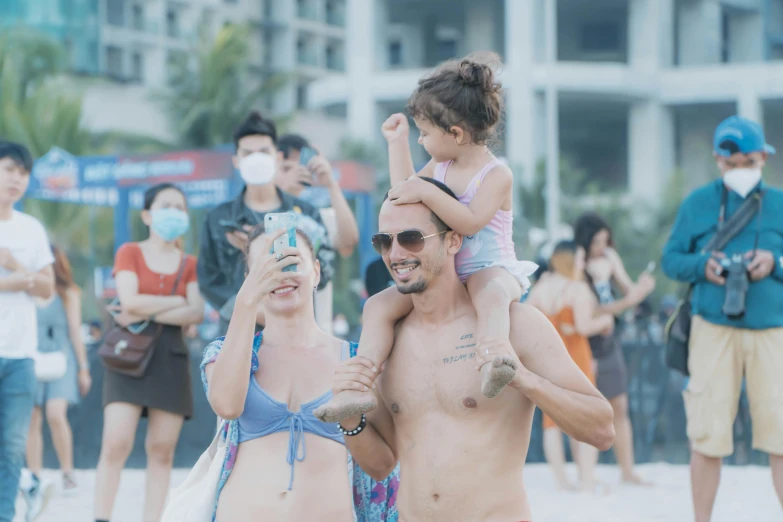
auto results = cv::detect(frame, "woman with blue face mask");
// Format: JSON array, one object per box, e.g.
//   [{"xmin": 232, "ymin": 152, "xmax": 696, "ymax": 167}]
[{"xmin": 94, "ymin": 183, "xmax": 205, "ymax": 522}]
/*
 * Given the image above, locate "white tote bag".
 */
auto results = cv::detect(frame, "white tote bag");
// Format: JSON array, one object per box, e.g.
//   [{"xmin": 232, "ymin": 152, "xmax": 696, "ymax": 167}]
[
  {"xmin": 32, "ymin": 351, "xmax": 67, "ymax": 383},
  {"xmin": 160, "ymin": 427, "xmax": 226, "ymax": 522}
]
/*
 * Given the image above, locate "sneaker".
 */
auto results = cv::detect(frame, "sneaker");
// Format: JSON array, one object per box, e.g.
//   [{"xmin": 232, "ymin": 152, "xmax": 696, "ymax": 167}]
[
  {"xmin": 22, "ymin": 475, "xmax": 55, "ymax": 522},
  {"xmin": 62, "ymin": 472, "xmax": 78, "ymax": 497}
]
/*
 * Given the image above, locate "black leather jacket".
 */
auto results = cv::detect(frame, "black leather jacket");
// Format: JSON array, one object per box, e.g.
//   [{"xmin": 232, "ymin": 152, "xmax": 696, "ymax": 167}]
[{"xmin": 196, "ymin": 187, "xmax": 334, "ymax": 319}]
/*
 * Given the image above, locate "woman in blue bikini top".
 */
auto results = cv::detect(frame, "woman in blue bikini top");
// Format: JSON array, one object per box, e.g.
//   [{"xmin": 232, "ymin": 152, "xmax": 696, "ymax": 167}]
[{"xmin": 202, "ymin": 227, "xmax": 399, "ymax": 522}]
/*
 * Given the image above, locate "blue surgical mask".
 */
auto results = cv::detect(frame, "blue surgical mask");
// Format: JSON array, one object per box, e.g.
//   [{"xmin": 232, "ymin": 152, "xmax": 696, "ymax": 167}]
[{"xmin": 150, "ymin": 208, "xmax": 190, "ymax": 241}]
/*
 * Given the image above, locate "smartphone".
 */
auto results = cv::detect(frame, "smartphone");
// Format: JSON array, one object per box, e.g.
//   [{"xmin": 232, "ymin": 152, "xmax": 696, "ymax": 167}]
[
  {"xmin": 645, "ymin": 261, "xmax": 656, "ymax": 273},
  {"xmin": 299, "ymin": 146, "xmax": 318, "ymax": 167},
  {"xmin": 218, "ymin": 219, "xmax": 244, "ymax": 234},
  {"xmin": 298, "ymin": 147, "xmax": 318, "ymax": 187},
  {"xmin": 264, "ymin": 212, "xmax": 298, "ymax": 272}
]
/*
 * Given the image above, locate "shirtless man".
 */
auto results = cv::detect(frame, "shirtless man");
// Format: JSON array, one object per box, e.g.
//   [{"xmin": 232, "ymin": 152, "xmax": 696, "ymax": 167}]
[{"xmin": 331, "ymin": 193, "xmax": 616, "ymax": 522}]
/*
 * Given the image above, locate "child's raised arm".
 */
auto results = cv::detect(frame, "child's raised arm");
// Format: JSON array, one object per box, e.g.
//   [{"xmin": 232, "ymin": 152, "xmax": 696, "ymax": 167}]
[
  {"xmin": 382, "ymin": 113, "xmax": 436, "ymax": 186},
  {"xmin": 416, "ymin": 164, "xmax": 512, "ymax": 237}
]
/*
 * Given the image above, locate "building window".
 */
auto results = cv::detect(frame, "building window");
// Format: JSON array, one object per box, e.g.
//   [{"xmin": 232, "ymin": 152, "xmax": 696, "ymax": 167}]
[
  {"xmin": 131, "ymin": 4, "xmax": 143, "ymax": 30},
  {"xmin": 131, "ymin": 51, "xmax": 143, "ymax": 82},
  {"xmin": 297, "ymin": 37, "xmax": 316, "ymax": 65},
  {"xmin": 167, "ymin": 9, "xmax": 179, "ymax": 38},
  {"xmin": 580, "ymin": 22, "xmax": 620, "ymax": 52},
  {"xmin": 106, "ymin": 0, "xmax": 125, "ymax": 26},
  {"xmin": 389, "ymin": 41, "xmax": 402, "ymax": 67},
  {"xmin": 325, "ymin": 0, "xmax": 344, "ymax": 26},
  {"xmin": 105, "ymin": 45, "xmax": 124, "ymax": 79},
  {"xmin": 326, "ymin": 44, "xmax": 343, "ymax": 70},
  {"xmin": 434, "ymin": 39, "xmax": 457, "ymax": 62},
  {"xmin": 297, "ymin": 0, "xmax": 316, "ymax": 20},
  {"xmin": 297, "ymin": 84, "xmax": 308, "ymax": 109}
]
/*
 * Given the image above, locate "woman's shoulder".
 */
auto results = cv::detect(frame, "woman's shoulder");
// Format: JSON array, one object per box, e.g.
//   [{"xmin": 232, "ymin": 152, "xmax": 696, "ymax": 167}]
[
  {"xmin": 118, "ymin": 241, "xmax": 141, "ymax": 251},
  {"xmin": 114, "ymin": 243, "xmax": 142, "ymax": 273}
]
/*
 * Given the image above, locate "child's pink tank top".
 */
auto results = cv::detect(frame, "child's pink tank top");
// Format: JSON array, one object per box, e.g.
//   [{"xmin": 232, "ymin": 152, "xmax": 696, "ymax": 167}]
[{"xmin": 433, "ymin": 158, "xmax": 537, "ymax": 290}]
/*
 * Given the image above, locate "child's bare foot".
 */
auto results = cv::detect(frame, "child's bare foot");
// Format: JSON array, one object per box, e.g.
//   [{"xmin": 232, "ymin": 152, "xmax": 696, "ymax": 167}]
[
  {"xmin": 582, "ymin": 479, "xmax": 612, "ymax": 496},
  {"xmin": 314, "ymin": 390, "xmax": 378, "ymax": 423},
  {"xmin": 622, "ymin": 473, "xmax": 653, "ymax": 487},
  {"xmin": 481, "ymin": 355, "xmax": 517, "ymax": 398},
  {"xmin": 556, "ymin": 480, "xmax": 579, "ymax": 492}
]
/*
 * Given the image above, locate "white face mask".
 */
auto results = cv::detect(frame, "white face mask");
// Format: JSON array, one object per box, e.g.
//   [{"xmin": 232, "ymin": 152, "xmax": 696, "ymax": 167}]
[
  {"xmin": 723, "ymin": 168, "xmax": 762, "ymax": 198},
  {"xmin": 238, "ymin": 152, "xmax": 276, "ymax": 185}
]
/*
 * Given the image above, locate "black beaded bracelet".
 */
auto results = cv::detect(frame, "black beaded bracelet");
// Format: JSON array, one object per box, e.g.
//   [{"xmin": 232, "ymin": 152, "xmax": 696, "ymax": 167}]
[{"xmin": 337, "ymin": 414, "xmax": 367, "ymax": 436}]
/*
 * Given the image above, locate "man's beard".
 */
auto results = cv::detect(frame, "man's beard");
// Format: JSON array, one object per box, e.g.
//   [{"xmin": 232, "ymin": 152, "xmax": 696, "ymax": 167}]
[{"xmin": 394, "ymin": 249, "xmax": 445, "ymax": 295}]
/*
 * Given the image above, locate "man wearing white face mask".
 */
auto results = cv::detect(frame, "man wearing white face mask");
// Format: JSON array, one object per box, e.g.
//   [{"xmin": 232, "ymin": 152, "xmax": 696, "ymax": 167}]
[
  {"xmin": 197, "ymin": 112, "xmax": 334, "ymax": 335},
  {"xmin": 662, "ymin": 115, "xmax": 783, "ymax": 522}
]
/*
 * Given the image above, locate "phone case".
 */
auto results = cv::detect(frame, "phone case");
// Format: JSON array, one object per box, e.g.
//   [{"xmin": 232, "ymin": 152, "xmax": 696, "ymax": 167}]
[
  {"xmin": 299, "ymin": 147, "xmax": 317, "ymax": 166},
  {"xmin": 264, "ymin": 212, "xmax": 298, "ymax": 272}
]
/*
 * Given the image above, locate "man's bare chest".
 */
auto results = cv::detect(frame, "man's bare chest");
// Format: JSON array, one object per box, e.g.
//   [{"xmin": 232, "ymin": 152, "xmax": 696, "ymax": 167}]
[{"xmin": 379, "ymin": 327, "xmax": 490, "ymax": 417}]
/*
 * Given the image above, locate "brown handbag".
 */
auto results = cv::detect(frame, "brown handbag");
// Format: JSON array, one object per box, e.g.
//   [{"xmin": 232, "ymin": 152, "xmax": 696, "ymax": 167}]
[{"xmin": 99, "ymin": 258, "xmax": 186, "ymax": 378}]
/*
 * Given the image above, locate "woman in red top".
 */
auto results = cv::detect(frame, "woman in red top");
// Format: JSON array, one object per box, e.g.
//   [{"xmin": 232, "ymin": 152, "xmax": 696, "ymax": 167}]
[{"xmin": 93, "ymin": 183, "xmax": 204, "ymax": 522}]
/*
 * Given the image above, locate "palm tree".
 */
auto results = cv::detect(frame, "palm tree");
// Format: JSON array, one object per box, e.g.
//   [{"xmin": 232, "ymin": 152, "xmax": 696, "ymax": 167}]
[
  {"xmin": 0, "ymin": 27, "xmax": 91, "ymax": 157},
  {"xmin": 157, "ymin": 23, "xmax": 288, "ymax": 148}
]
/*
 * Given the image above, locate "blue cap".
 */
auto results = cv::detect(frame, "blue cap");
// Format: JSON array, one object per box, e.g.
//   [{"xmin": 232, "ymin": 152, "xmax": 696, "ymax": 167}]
[{"xmin": 713, "ymin": 116, "xmax": 776, "ymax": 157}]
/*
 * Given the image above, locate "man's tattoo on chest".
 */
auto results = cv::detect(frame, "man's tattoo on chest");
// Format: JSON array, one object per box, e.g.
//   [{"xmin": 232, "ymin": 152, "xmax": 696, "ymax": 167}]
[
  {"xmin": 456, "ymin": 333, "xmax": 476, "ymax": 351},
  {"xmin": 443, "ymin": 352, "xmax": 476, "ymax": 364}
]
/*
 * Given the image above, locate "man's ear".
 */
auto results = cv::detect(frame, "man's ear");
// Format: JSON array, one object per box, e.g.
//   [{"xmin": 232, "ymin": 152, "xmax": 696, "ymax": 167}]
[
  {"xmin": 446, "ymin": 230, "xmax": 463, "ymax": 255},
  {"xmin": 232, "ymin": 155, "xmax": 239, "ymax": 170}
]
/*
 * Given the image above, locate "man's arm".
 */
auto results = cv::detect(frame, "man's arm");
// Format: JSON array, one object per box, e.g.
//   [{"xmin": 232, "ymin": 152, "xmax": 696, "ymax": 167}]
[
  {"xmin": 325, "ymin": 186, "xmax": 359, "ymax": 255},
  {"xmin": 0, "ymin": 272, "xmax": 32, "ymax": 292},
  {"xmin": 662, "ymin": 200, "xmax": 711, "ymax": 283},
  {"xmin": 331, "ymin": 356, "xmax": 398, "ymax": 481},
  {"xmin": 0, "ymin": 265, "xmax": 55, "ymax": 298},
  {"xmin": 507, "ymin": 303, "xmax": 615, "ymax": 450},
  {"xmin": 26, "ymin": 265, "xmax": 54, "ymax": 299}
]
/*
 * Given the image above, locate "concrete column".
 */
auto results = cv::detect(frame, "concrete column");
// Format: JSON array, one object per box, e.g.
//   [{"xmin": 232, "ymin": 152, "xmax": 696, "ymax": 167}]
[
  {"xmin": 629, "ymin": 0, "xmax": 674, "ymax": 70},
  {"xmin": 544, "ymin": 0, "xmax": 560, "ymax": 238},
  {"xmin": 629, "ymin": 102, "xmax": 675, "ymax": 205},
  {"xmin": 273, "ymin": 0, "xmax": 297, "ymax": 115},
  {"xmin": 465, "ymin": 0, "xmax": 495, "ymax": 54},
  {"xmin": 738, "ymin": 91, "xmax": 763, "ymax": 127},
  {"xmin": 677, "ymin": 0, "xmax": 722, "ymax": 65},
  {"xmin": 346, "ymin": 0, "xmax": 376, "ymax": 137},
  {"xmin": 503, "ymin": 0, "xmax": 536, "ymax": 215}
]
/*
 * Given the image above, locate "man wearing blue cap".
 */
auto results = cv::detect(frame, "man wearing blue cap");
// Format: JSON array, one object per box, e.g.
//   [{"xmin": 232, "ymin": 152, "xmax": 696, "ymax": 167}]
[{"xmin": 662, "ymin": 116, "xmax": 783, "ymax": 521}]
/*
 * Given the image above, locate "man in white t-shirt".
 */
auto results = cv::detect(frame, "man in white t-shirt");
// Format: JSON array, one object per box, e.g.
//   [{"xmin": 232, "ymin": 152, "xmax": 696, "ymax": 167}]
[{"xmin": 0, "ymin": 141, "xmax": 54, "ymax": 522}]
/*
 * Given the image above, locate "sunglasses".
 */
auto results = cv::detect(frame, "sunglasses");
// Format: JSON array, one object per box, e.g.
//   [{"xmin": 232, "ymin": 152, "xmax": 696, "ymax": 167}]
[{"xmin": 371, "ymin": 229, "xmax": 447, "ymax": 255}]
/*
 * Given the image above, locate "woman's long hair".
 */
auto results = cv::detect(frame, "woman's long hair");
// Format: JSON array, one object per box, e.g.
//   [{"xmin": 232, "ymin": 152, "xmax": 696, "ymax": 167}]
[
  {"xmin": 51, "ymin": 245, "xmax": 78, "ymax": 304},
  {"xmin": 573, "ymin": 212, "xmax": 614, "ymax": 297}
]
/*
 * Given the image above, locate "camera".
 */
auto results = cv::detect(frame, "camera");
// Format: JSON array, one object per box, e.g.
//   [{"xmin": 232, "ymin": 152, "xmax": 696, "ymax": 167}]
[{"xmin": 718, "ymin": 254, "xmax": 750, "ymax": 319}]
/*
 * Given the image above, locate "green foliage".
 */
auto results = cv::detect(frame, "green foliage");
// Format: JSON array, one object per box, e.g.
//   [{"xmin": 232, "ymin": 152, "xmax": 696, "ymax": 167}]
[
  {"xmin": 157, "ymin": 23, "xmax": 288, "ymax": 148},
  {"xmin": 517, "ymin": 160, "xmax": 688, "ymax": 306},
  {"xmin": 0, "ymin": 28, "xmax": 91, "ymax": 156}
]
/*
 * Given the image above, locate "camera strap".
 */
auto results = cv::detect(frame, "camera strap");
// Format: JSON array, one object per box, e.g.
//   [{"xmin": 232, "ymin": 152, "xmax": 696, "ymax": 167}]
[
  {"xmin": 684, "ymin": 185, "xmax": 765, "ymax": 300},
  {"xmin": 704, "ymin": 186, "xmax": 764, "ymax": 255}
]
